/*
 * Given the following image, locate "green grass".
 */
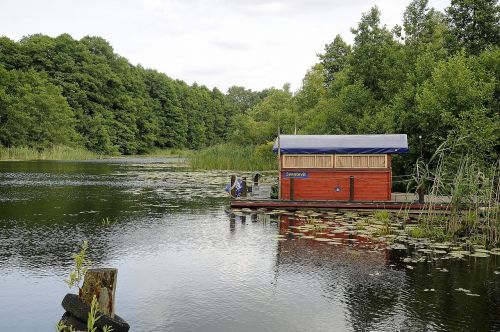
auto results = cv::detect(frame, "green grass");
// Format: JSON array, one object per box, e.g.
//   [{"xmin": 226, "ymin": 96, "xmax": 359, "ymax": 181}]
[
  {"xmin": 190, "ymin": 143, "xmax": 277, "ymax": 171},
  {"xmin": 138, "ymin": 148, "xmax": 192, "ymax": 157},
  {"xmin": 0, "ymin": 145, "xmax": 98, "ymax": 161}
]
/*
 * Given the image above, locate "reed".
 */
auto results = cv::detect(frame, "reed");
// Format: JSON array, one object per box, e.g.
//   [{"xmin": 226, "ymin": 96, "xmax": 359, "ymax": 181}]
[
  {"xmin": 0, "ymin": 145, "xmax": 98, "ymax": 161},
  {"xmin": 190, "ymin": 143, "xmax": 277, "ymax": 171},
  {"xmin": 408, "ymin": 139, "xmax": 500, "ymax": 247}
]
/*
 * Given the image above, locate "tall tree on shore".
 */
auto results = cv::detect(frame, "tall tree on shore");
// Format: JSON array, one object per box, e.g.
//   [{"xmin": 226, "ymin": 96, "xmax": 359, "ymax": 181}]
[
  {"xmin": 318, "ymin": 35, "xmax": 351, "ymax": 88},
  {"xmin": 445, "ymin": 0, "xmax": 500, "ymax": 55}
]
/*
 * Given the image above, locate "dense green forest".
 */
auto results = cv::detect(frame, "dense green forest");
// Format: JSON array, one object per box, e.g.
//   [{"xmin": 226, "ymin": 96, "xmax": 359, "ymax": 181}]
[{"xmin": 0, "ymin": 0, "xmax": 499, "ymax": 175}]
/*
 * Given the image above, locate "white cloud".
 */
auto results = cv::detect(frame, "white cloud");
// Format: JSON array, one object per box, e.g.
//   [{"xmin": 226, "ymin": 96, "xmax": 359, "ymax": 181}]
[{"xmin": 0, "ymin": 0, "xmax": 450, "ymax": 92}]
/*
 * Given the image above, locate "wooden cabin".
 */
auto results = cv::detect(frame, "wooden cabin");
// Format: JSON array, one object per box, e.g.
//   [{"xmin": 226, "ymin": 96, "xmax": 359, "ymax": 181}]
[{"xmin": 273, "ymin": 134, "xmax": 408, "ymax": 202}]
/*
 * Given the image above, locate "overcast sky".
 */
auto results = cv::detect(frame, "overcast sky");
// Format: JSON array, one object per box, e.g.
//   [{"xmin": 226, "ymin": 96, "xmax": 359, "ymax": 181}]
[{"xmin": 0, "ymin": 0, "xmax": 450, "ymax": 92}]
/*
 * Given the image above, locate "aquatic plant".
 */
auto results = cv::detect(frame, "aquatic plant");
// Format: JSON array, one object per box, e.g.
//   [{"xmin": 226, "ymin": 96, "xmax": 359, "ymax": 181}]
[
  {"xmin": 64, "ymin": 240, "xmax": 92, "ymax": 292},
  {"xmin": 408, "ymin": 138, "xmax": 500, "ymax": 247},
  {"xmin": 101, "ymin": 217, "xmax": 113, "ymax": 227},
  {"xmin": 374, "ymin": 210, "xmax": 390, "ymax": 222}
]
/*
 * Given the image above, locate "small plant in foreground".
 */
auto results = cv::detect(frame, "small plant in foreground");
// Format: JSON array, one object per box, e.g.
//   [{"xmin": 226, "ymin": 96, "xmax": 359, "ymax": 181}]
[
  {"xmin": 87, "ymin": 295, "xmax": 113, "ymax": 332},
  {"xmin": 64, "ymin": 240, "xmax": 91, "ymax": 292},
  {"xmin": 56, "ymin": 321, "xmax": 75, "ymax": 332},
  {"xmin": 87, "ymin": 295, "xmax": 100, "ymax": 332}
]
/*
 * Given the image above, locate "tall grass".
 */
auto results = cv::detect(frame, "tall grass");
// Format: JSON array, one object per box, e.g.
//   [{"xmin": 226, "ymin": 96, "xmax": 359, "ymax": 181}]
[
  {"xmin": 409, "ymin": 139, "xmax": 500, "ymax": 246},
  {"xmin": 190, "ymin": 143, "xmax": 277, "ymax": 171},
  {"xmin": 0, "ymin": 145, "xmax": 98, "ymax": 161},
  {"xmin": 139, "ymin": 148, "xmax": 192, "ymax": 157}
]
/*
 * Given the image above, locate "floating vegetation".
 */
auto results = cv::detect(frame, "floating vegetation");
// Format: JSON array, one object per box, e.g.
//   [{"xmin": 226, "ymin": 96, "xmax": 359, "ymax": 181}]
[{"xmin": 231, "ymin": 203, "xmax": 500, "ymax": 275}]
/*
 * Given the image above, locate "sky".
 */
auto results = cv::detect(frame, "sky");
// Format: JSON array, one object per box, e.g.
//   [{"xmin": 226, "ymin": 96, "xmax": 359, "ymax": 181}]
[{"xmin": 0, "ymin": 0, "xmax": 450, "ymax": 92}]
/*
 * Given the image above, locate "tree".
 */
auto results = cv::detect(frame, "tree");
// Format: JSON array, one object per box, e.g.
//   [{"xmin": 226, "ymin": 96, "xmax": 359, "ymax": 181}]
[
  {"xmin": 318, "ymin": 35, "xmax": 351, "ymax": 87},
  {"xmin": 295, "ymin": 64, "xmax": 326, "ymax": 112},
  {"xmin": 0, "ymin": 66, "xmax": 79, "ymax": 148},
  {"xmin": 350, "ymin": 6, "xmax": 405, "ymax": 101},
  {"xmin": 446, "ymin": 0, "xmax": 500, "ymax": 55}
]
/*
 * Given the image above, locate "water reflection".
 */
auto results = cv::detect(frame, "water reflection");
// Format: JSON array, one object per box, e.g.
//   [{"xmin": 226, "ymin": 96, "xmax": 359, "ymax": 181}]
[{"xmin": 0, "ymin": 160, "xmax": 499, "ymax": 331}]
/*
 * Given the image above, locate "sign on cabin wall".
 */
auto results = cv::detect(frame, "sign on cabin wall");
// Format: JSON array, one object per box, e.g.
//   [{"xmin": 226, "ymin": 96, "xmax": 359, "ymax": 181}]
[{"xmin": 284, "ymin": 171, "xmax": 309, "ymax": 179}]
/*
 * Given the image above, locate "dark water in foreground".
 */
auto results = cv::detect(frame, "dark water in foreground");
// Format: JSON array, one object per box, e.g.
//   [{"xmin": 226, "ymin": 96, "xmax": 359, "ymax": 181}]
[{"xmin": 0, "ymin": 159, "xmax": 499, "ymax": 332}]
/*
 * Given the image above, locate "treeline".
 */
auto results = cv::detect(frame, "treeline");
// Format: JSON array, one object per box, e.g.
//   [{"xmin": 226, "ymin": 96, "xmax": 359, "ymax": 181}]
[
  {"xmin": 0, "ymin": 0, "xmax": 499, "ymax": 175},
  {"xmin": 224, "ymin": 0, "xmax": 500, "ymax": 175},
  {"xmin": 0, "ymin": 34, "xmax": 232, "ymax": 154}
]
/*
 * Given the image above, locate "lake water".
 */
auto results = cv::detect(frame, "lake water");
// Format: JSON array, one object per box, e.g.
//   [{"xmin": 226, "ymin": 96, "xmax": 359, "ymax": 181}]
[{"xmin": 0, "ymin": 158, "xmax": 499, "ymax": 331}]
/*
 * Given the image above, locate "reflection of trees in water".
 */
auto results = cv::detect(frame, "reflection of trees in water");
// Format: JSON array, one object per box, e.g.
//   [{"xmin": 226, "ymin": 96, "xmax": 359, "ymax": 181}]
[
  {"xmin": 269, "ymin": 214, "xmax": 404, "ymax": 331},
  {"xmin": 0, "ymin": 184, "xmax": 225, "ymax": 273},
  {"xmin": 391, "ymin": 255, "xmax": 500, "ymax": 331}
]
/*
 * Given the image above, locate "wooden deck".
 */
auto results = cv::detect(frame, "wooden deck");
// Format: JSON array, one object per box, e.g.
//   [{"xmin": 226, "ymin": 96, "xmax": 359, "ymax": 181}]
[{"xmin": 230, "ymin": 197, "xmax": 451, "ymax": 212}]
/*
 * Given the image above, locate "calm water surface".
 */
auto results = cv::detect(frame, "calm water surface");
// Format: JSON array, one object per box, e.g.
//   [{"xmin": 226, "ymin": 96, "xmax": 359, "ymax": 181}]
[{"xmin": 0, "ymin": 159, "xmax": 499, "ymax": 331}]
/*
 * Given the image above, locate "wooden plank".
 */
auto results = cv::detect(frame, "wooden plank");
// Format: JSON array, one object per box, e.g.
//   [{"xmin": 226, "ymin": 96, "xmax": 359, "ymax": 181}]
[{"xmin": 230, "ymin": 198, "xmax": 451, "ymax": 211}]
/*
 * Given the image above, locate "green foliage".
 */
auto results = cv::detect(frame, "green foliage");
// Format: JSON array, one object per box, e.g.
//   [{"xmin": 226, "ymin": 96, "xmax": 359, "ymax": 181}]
[
  {"xmin": 0, "ymin": 145, "xmax": 97, "ymax": 161},
  {"xmin": 374, "ymin": 210, "xmax": 391, "ymax": 222},
  {"xmin": 0, "ymin": 35, "xmax": 232, "ymax": 155},
  {"xmin": 55, "ymin": 321, "xmax": 75, "ymax": 332},
  {"xmin": 318, "ymin": 35, "xmax": 351, "ymax": 87},
  {"xmin": 64, "ymin": 240, "xmax": 91, "ymax": 291},
  {"xmin": 190, "ymin": 143, "xmax": 277, "ymax": 171},
  {"xmin": 445, "ymin": 0, "xmax": 500, "ymax": 55},
  {"xmin": 87, "ymin": 295, "xmax": 99, "ymax": 332},
  {"xmin": 407, "ymin": 223, "xmax": 449, "ymax": 240},
  {"xmin": 0, "ymin": 1, "xmax": 499, "ymax": 174}
]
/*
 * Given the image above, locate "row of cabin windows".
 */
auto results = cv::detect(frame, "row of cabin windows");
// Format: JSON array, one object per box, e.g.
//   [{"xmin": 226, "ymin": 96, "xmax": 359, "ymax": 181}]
[{"xmin": 282, "ymin": 154, "xmax": 387, "ymax": 169}]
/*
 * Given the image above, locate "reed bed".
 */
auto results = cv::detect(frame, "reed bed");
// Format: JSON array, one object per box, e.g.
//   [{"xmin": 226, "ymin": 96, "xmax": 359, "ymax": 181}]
[
  {"xmin": 408, "ymin": 140, "xmax": 500, "ymax": 247},
  {"xmin": 0, "ymin": 145, "xmax": 98, "ymax": 161},
  {"xmin": 190, "ymin": 143, "xmax": 277, "ymax": 171}
]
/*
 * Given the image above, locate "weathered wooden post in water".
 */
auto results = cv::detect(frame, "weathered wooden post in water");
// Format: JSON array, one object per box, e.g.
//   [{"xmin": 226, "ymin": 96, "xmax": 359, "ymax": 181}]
[
  {"xmin": 80, "ymin": 268, "xmax": 117, "ymax": 317},
  {"xmin": 241, "ymin": 177, "xmax": 248, "ymax": 197},
  {"xmin": 230, "ymin": 175, "xmax": 237, "ymax": 198},
  {"xmin": 59, "ymin": 268, "xmax": 130, "ymax": 331}
]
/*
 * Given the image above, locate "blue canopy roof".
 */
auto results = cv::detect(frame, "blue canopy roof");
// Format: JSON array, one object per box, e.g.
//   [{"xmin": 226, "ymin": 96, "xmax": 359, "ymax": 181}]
[{"xmin": 273, "ymin": 134, "xmax": 408, "ymax": 154}]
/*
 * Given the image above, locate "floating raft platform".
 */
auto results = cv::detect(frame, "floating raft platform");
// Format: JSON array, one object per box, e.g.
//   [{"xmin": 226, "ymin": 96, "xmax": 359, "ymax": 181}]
[{"xmin": 230, "ymin": 198, "xmax": 451, "ymax": 213}]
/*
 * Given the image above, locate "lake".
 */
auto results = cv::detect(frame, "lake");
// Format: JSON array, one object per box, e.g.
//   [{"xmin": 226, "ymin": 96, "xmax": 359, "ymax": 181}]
[{"xmin": 0, "ymin": 158, "xmax": 499, "ymax": 331}]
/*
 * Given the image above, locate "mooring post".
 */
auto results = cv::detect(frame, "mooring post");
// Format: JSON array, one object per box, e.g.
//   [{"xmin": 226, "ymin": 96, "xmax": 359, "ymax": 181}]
[
  {"xmin": 349, "ymin": 176, "xmax": 355, "ymax": 202},
  {"xmin": 417, "ymin": 186, "xmax": 425, "ymax": 204},
  {"xmin": 80, "ymin": 268, "xmax": 118, "ymax": 318},
  {"xmin": 253, "ymin": 173, "xmax": 261, "ymax": 187},
  {"xmin": 230, "ymin": 175, "xmax": 236, "ymax": 198},
  {"xmin": 241, "ymin": 177, "xmax": 248, "ymax": 197}
]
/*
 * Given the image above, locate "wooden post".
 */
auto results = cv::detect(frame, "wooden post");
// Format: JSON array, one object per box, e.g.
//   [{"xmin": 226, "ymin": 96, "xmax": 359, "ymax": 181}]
[
  {"xmin": 417, "ymin": 186, "xmax": 425, "ymax": 204},
  {"xmin": 230, "ymin": 175, "xmax": 236, "ymax": 198},
  {"xmin": 241, "ymin": 177, "xmax": 248, "ymax": 197},
  {"xmin": 277, "ymin": 130, "xmax": 281, "ymax": 200},
  {"xmin": 349, "ymin": 176, "xmax": 355, "ymax": 202},
  {"xmin": 290, "ymin": 178, "xmax": 295, "ymax": 200},
  {"xmin": 253, "ymin": 173, "xmax": 261, "ymax": 187},
  {"xmin": 80, "ymin": 268, "xmax": 118, "ymax": 318}
]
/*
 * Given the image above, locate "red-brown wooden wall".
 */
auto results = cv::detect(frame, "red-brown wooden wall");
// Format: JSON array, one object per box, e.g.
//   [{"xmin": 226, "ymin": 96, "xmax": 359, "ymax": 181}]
[{"xmin": 279, "ymin": 155, "xmax": 393, "ymax": 201}]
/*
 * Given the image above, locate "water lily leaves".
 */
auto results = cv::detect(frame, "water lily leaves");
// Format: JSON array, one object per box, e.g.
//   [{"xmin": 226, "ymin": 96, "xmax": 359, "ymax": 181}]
[
  {"xmin": 470, "ymin": 252, "xmax": 490, "ymax": 258},
  {"xmin": 455, "ymin": 288, "xmax": 470, "ymax": 293}
]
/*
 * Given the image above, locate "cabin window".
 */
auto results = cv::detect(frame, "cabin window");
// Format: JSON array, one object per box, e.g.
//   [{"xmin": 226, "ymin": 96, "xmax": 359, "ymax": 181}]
[
  {"xmin": 282, "ymin": 155, "xmax": 334, "ymax": 168},
  {"xmin": 335, "ymin": 154, "xmax": 387, "ymax": 168}
]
